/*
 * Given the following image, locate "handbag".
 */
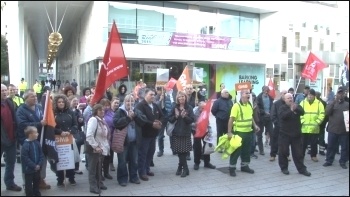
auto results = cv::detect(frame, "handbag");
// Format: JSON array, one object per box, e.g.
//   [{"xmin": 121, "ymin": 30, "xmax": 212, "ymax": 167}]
[
  {"xmin": 166, "ymin": 121, "xmax": 177, "ymax": 136},
  {"xmin": 202, "ymin": 142, "xmax": 215, "ymax": 155},
  {"xmin": 111, "ymin": 127, "xmax": 127, "ymax": 153},
  {"xmin": 73, "ymin": 130, "xmax": 86, "ymax": 146}
]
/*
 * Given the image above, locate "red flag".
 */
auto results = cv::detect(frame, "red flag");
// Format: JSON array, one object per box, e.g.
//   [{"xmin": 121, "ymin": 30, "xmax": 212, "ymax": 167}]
[
  {"xmin": 91, "ymin": 21, "xmax": 129, "ymax": 105},
  {"xmin": 268, "ymin": 78, "xmax": 276, "ymax": 99},
  {"xmin": 165, "ymin": 78, "xmax": 177, "ymax": 91},
  {"xmin": 301, "ymin": 52, "xmax": 327, "ymax": 82},
  {"xmin": 194, "ymin": 96, "xmax": 215, "ymax": 138},
  {"xmin": 176, "ymin": 66, "xmax": 191, "ymax": 91}
]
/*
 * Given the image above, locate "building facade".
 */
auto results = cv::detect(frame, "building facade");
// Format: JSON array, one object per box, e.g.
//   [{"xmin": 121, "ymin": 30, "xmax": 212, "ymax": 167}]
[{"xmin": 4, "ymin": 1, "xmax": 348, "ymax": 97}]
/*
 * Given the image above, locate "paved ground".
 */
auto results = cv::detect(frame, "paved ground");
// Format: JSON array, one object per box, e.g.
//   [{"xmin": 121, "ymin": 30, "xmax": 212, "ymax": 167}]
[{"xmin": 1, "ymin": 114, "xmax": 349, "ymax": 196}]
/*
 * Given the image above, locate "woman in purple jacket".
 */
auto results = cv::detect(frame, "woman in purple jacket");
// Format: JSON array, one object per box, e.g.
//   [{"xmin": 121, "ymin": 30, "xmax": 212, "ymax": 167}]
[{"xmin": 99, "ymin": 98, "xmax": 115, "ymax": 179}]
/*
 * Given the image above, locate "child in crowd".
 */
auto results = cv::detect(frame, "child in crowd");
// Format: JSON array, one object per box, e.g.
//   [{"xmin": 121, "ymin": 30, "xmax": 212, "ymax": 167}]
[{"xmin": 21, "ymin": 126, "xmax": 44, "ymax": 196}]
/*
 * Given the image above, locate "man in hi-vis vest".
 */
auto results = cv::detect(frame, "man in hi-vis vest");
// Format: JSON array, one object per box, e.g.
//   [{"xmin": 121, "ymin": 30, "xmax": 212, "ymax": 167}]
[
  {"xmin": 300, "ymin": 89, "xmax": 325, "ymax": 162},
  {"xmin": 227, "ymin": 89, "xmax": 260, "ymax": 177}
]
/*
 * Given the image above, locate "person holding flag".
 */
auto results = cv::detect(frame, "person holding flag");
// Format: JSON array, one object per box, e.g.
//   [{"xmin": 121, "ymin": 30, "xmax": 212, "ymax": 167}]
[{"xmin": 16, "ymin": 89, "xmax": 50, "ymax": 189}]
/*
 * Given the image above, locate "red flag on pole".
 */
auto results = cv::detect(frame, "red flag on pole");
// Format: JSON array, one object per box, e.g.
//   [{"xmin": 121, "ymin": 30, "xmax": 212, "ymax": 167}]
[
  {"xmin": 176, "ymin": 66, "xmax": 191, "ymax": 91},
  {"xmin": 91, "ymin": 21, "xmax": 129, "ymax": 105},
  {"xmin": 194, "ymin": 95, "xmax": 215, "ymax": 138},
  {"xmin": 165, "ymin": 78, "xmax": 177, "ymax": 91},
  {"xmin": 268, "ymin": 78, "xmax": 276, "ymax": 99},
  {"xmin": 301, "ymin": 52, "xmax": 327, "ymax": 82}
]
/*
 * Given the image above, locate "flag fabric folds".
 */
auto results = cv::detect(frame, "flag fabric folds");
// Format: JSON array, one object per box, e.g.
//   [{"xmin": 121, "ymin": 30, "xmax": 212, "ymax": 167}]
[
  {"xmin": 194, "ymin": 96, "xmax": 214, "ymax": 138},
  {"xmin": 341, "ymin": 51, "xmax": 349, "ymax": 89},
  {"xmin": 165, "ymin": 78, "xmax": 177, "ymax": 90},
  {"xmin": 268, "ymin": 78, "xmax": 276, "ymax": 99},
  {"xmin": 91, "ymin": 21, "xmax": 129, "ymax": 105},
  {"xmin": 301, "ymin": 52, "xmax": 327, "ymax": 82},
  {"xmin": 176, "ymin": 66, "xmax": 191, "ymax": 92},
  {"xmin": 42, "ymin": 91, "xmax": 59, "ymax": 171}
]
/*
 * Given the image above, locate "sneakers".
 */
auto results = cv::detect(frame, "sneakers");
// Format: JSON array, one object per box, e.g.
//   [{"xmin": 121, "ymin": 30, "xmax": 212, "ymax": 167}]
[
  {"xmin": 299, "ymin": 170, "xmax": 311, "ymax": 177},
  {"xmin": 6, "ymin": 184, "xmax": 22, "ymax": 191},
  {"xmin": 311, "ymin": 157, "xmax": 318, "ymax": 162},
  {"xmin": 340, "ymin": 163, "xmax": 348, "ymax": 169},
  {"xmin": 281, "ymin": 169, "xmax": 290, "ymax": 175},
  {"xmin": 193, "ymin": 164, "xmax": 199, "ymax": 170},
  {"xmin": 157, "ymin": 151, "xmax": 164, "ymax": 157},
  {"xmin": 204, "ymin": 163, "xmax": 216, "ymax": 169},
  {"xmin": 241, "ymin": 166, "xmax": 254, "ymax": 174},
  {"xmin": 269, "ymin": 157, "xmax": 275, "ymax": 161},
  {"xmin": 251, "ymin": 154, "xmax": 258, "ymax": 159},
  {"xmin": 69, "ymin": 180, "xmax": 76, "ymax": 186},
  {"xmin": 323, "ymin": 162, "xmax": 332, "ymax": 167}
]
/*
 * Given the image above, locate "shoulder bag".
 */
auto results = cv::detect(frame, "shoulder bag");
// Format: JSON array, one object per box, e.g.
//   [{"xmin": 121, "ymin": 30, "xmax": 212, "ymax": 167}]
[
  {"xmin": 111, "ymin": 127, "xmax": 128, "ymax": 153},
  {"xmin": 166, "ymin": 120, "xmax": 177, "ymax": 136}
]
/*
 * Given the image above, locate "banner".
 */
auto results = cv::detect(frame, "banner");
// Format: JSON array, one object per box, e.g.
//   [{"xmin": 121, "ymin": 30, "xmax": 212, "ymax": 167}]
[
  {"xmin": 301, "ymin": 52, "xmax": 327, "ymax": 82},
  {"xmin": 176, "ymin": 66, "xmax": 191, "ymax": 91},
  {"xmin": 268, "ymin": 78, "xmax": 276, "ymax": 99},
  {"xmin": 91, "ymin": 21, "xmax": 129, "ymax": 105},
  {"xmin": 156, "ymin": 69, "xmax": 169, "ymax": 86},
  {"xmin": 55, "ymin": 135, "xmax": 74, "ymax": 171},
  {"xmin": 194, "ymin": 97, "xmax": 214, "ymax": 138},
  {"xmin": 193, "ymin": 67, "xmax": 204, "ymax": 83},
  {"xmin": 341, "ymin": 52, "xmax": 349, "ymax": 89}
]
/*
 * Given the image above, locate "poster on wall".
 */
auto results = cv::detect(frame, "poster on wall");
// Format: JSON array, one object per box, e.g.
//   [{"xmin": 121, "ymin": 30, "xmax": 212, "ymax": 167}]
[{"xmin": 215, "ymin": 64, "xmax": 264, "ymax": 98}]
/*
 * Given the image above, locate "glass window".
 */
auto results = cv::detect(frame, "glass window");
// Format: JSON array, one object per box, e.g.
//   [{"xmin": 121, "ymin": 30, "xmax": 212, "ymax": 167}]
[
  {"xmin": 217, "ymin": 9, "xmax": 239, "ymax": 38},
  {"xmin": 109, "ymin": 2, "xmax": 137, "ymax": 34},
  {"xmin": 137, "ymin": 5, "xmax": 163, "ymax": 31},
  {"xmin": 282, "ymin": 36, "xmax": 287, "ymax": 52},
  {"xmin": 239, "ymin": 12, "xmax": 259, "ymax": 39},
  {"xmin": 295, "ymin": 32, "xmax": 300, "ymax": 47},
  {"xmin": 308, "ymin": 37, "xmax": 312, "ymax": 50}
]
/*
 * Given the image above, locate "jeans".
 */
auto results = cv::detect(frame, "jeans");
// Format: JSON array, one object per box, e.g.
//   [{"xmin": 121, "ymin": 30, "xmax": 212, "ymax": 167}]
[
  {"xmin": 1, "ymin": 143, "xmax": 17, "ymax": 187},
  {"xmin": 24, "ymin": 171, "xmax": 41, "ymax": 196},
  {"xmin": 326, "ymin": 132, "xmax": 349, "ymax": 164},
  {"xmin": 257, "ymin": 117, "xmax": 273, "ymax": 152},
  {"xmin": 138, "ymin": 137, "xmax": 156, "ymax": 176},
  {"xmin": 117, "ymin": 141, "xmax": 139, "ymax": 184}
]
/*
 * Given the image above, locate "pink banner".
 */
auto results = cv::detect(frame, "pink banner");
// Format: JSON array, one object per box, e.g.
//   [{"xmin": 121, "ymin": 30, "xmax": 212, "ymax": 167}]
[{"xmin": 169, "ymin": 33, "xmax": 231, "ymax": 49}]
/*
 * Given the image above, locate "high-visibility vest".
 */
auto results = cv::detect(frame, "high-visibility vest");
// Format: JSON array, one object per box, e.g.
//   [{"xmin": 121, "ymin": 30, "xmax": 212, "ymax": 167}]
[
  {"xmin": 33, "ymin": 84, "xmax": 41, "ymax": 93},
  {"xmin": 12, "ymin": 96, "xmax": 24, "ymax": 107},
  {"xmin": 300, "ymin": 99, "xmax": 325, "ymax": 134},
  {"xmin": 19, "ymin": 82, "xmax": 27, "ymax": 91},
  {"xmin": 230, "ymin": 102, "xmax": 253, "ymax": 132}
]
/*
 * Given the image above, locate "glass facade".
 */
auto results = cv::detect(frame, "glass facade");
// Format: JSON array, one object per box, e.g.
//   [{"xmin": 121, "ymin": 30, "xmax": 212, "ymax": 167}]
[{"xmin": 107, "ymin": 1, "xmax": 260, "ymax": 51}]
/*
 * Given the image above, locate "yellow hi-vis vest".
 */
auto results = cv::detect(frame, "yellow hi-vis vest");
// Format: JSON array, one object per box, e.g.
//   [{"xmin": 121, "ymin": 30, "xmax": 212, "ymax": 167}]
[
  {"xmin": 19, "ymin": 82, "xmax": 27, "ymax": 91},
  {"xmin": 300, "ymin": 99, "xmax": 325, "ymax": 134},
  {"xmin": 215, "ymin": 134, "xmax": 242, "ymax": 159},
  {"xmin": 230, "ymin": 102, "xmax": 253, "ymax": 132},
  {"xmin": 33, "ymin": 84, "xmax": 41, "ymax": 93},
  {"xmin": 12, "ymin": 96, "xmax": 24, "ymax": 107}
]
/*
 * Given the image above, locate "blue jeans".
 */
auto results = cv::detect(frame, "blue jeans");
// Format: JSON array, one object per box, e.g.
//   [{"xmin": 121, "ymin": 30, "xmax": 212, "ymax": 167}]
[
  {"xmin": 138, "ymin": 137, "xmax": 156, "ymax": 176},
  {"xmin": 326, "ymin": 132, "xmax": 349, "ymax": 164},
  {"xmin": 1, "ymin": 143, "xmax": 17, "ymax": 187},
  {"xmin": 117, "ymin": 141, "xmax": 139, "ymax": 184}
]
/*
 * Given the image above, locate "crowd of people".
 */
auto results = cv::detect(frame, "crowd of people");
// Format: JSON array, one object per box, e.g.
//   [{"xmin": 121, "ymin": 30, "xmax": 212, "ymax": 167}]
[{"xmin": 1, "ymin": 78, "xmax": 349, "ymax": 195}]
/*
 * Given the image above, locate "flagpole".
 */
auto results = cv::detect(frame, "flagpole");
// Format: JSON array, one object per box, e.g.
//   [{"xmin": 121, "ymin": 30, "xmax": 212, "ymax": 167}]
[
  {"xmin": 127, "ymin": 75, "xmax": 131, "ymax": 96},
  {"xmin": 295, "ymin": 76, "xmax": 302, "ymax": 93},
  {"xmin": 40, "ymin": 90, "xmax": 50, "ymax": 146}
]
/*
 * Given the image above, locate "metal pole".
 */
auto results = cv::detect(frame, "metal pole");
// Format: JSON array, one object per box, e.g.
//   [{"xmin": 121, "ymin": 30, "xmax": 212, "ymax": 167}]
[{"xmin": 295, "ymin": 76, "xmax": 302, "ymax": 93}]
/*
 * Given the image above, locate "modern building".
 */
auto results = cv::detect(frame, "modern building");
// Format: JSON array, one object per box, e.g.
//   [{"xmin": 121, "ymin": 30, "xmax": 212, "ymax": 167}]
[{"xmin": 2, "ymin": 1, "xmax": 348, "ymax": 97}]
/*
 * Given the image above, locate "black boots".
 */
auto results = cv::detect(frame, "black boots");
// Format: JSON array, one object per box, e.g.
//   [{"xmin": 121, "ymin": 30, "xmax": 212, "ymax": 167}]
[
  {"xmin": 181, "ymin": 165, "xmax": 189, "ymax": 177},
  {"xmin": 176, "ymin": 164, "xmax": 182, "ymax": 176},
  {"xmin": 178, "ymin": 153, "xmax": 190, "ymax": 177},
  {"xmin": 229, "ymin": 167, "xmax": 236, "ymax": 177},
  {"xmin": 241, "ymin": 166, "xmax": 254, "ymax": 174}
]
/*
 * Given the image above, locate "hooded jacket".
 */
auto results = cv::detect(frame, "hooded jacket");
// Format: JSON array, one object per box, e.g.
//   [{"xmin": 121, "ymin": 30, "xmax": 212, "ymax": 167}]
[{"xmin": 117, "ymin": 84, "xmax": 127, "ymax": 104}]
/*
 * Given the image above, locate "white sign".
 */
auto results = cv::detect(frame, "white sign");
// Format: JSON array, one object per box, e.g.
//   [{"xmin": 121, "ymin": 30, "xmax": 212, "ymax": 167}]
[
  {"xmin": 142, "ymin": 64, "xmax": 165, "ymax": 74},
  {"xmin": 137, "ymin": 30, "xmax": 172, "ymax": 46},
  {"xmin": 156, "ymin": 69, "xmax": 169, "ymax": 82},
  {"xmin": 193, "ymin": 67, "xmax": 204, "ymax": 82},
  {"xmin": 56, "ymin": 135, "xmax": 74, "ymax": 171},
  {"xmin": 344, "ymin": 111, "xmax": 349, "ymax": 132}
]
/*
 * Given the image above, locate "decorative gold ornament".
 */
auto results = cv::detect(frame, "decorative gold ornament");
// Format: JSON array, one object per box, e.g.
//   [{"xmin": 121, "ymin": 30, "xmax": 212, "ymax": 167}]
[{"xmin": 48, "ymin": 32, "xmax": 63, "ymax": 46}]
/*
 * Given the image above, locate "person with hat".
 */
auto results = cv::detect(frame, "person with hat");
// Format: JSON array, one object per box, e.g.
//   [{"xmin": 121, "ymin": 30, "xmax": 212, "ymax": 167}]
[
  {"xmin": 300, "ymin": 88, "xmax": 325, "ymax": 162},
  {"xmin": 323, "ymin": 86, "xmax": 349, "ymax": 169}
]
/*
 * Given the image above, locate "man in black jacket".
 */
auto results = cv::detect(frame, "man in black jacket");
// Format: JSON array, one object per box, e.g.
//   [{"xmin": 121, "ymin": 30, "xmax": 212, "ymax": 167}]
[
  {"xmin": 135, "ymin": 89, "xmax": 163, "ymax": 181},
  {"xmin": 278, "ymin": 93, "xmax": 311, "ymax": 176},
  {"xmin": 270, "ymin": 90, "xmax": 288, "ymax": 161},
  {"xmin": 1, "ymin": 84, "xmax": 22, "ymax": 191},
  {"xmin": 256, "ymin": 86, "xmax": 274, "ymax": 155}
]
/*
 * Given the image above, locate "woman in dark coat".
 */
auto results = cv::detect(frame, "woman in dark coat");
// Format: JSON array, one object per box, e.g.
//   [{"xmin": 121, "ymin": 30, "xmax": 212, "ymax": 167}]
[
  {"xmin": 117, "ymin": 84, "xmax": 128, "ymax": 104},
  {"xmin": 168, "ymin": 91, "xmax": 195, "ymax": 177}
]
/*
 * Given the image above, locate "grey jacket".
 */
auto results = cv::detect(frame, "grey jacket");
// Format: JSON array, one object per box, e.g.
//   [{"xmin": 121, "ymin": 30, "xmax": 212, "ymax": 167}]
[{"xmin": 326, "ymin": 100, "xmax": 349, "ymax": 134}]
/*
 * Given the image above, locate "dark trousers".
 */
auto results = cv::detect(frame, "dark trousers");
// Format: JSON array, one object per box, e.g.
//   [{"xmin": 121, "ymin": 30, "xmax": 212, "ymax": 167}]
[
  {"xmin": 157, "ymin": 117, "xmax": 169, "ymax": 152},
  {"xmin": 302, "ymin": 133, "xmax": 318, "ymax": 158},
  {"xmin": 178, "ymin": 153, "xmax": 188, "ymax": 169},
  {"xmin": 109, "ymin": 148, "xmax": 114, "ymax": 164},
  {"xmin": 326, "ymin": 132, "xmax": 349, "ymax": 164},
  {"xmin": 138, "ymin": 137, "xmax": 156, "ymax": 176},
  {"xmin": 75, "ymin": 143, "xmax": 81, "ymax": 171},
  {"xmin": 270, "ymin": 126, "xmax": 279, "ymax": 157},
  {"xmin": 250, "ymin": 132, "xmax": 257, "ymax": 154},
  {"xmin": 56, "ymin": 169, "xmax": 75, "ymax": 183},
  {"xmin": 257, "ymin": 117, "xmax": 273, "ymax": 152},
  {"xmin": 278, "ymin": 134, "xmax": 306, "ymax": 173},
  {"xmin": 193, "ymin": 138, "xmax": 210, "ymax": 165},
  {"xmin": 229, "ymin": 132, "xmax": 252, "ymax": 168},
  {"xmin": 216, "ymin": 118, "xmax": 228, "ymax": 145},
  {"xmin": 102, "ymin": 154, "xmax": 110, "ymax": 175},
  {"xmin": 24, "ymin": 171, "xmax": 40, "ymax": 196},
  {"xmin": 318, "ymin": 125, "xmax": 326, "ymax": 152}
]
